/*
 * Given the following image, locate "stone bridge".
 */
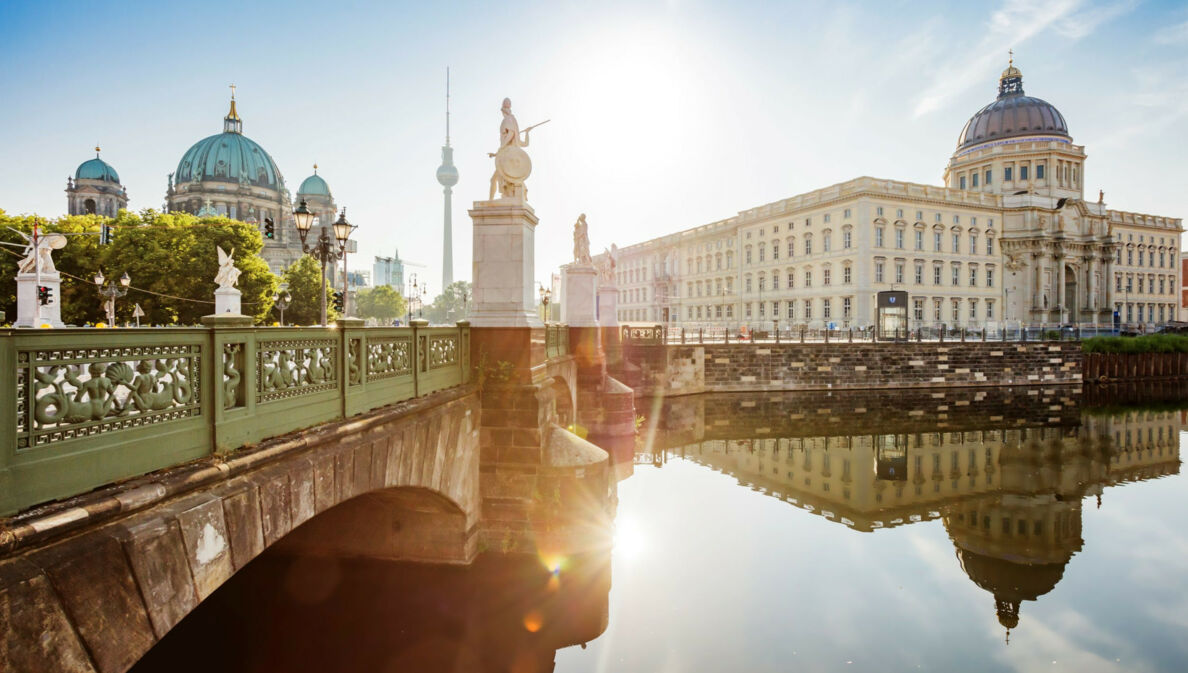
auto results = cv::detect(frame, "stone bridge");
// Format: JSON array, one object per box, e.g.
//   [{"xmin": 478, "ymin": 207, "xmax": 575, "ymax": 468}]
[{"xmin": 0, "ymin": 319, "xmax": 626, "ymax": 673}]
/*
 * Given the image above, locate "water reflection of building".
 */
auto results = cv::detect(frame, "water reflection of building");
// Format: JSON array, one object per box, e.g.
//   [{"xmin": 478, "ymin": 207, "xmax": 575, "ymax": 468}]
[{"xmin": 646, "ymin": 389, "xmax": 1181, "ymax": 634}]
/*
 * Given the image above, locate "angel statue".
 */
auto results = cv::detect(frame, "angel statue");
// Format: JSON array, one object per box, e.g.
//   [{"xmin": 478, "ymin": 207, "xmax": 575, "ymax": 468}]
[
  {"xmin": 573, "ymin": 214, "xmax": 591, "ymax": 265},
  {"xmin": 17, "ymin": 233, "xmax": 65, "ymax": 275},
  {"xmin": 214, "ymin": 246, "xmax": 241, "ymax": 289}
]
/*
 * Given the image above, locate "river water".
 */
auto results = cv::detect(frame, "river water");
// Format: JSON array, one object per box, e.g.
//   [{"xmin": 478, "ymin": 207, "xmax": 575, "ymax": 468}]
[{"xmin": 134, "ymin": 384, "xmax": 1188, "ymax": 672}]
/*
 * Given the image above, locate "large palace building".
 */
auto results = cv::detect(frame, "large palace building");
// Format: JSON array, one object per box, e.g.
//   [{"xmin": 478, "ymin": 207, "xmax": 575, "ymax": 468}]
[{"xmin": 605, "ymin": 61, "xmax": 1183, "ymax": 330}]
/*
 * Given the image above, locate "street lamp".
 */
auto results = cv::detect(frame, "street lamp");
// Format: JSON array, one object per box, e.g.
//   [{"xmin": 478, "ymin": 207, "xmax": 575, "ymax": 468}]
[
  {"xmin": 272, "ymin": 282, "xmax": 291, "ymax": 326},
  {"xmin": 406, "ymin": 273, "xmax": 420, "ymax": 325},
  {"xmin": 538, "ymin": 284, "xmax": 552, "ymax": 322},
  {"xmin": 293, "ymin": 200, "xmax": 356, "ymax": 325},
  {"xmin": 94, "ymin": 270, "xmax": 130, "ymax": 326}
]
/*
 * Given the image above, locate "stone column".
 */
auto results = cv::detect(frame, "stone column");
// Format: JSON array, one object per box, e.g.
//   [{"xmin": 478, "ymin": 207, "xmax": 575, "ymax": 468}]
[
  {"xmin": 15, "ymin": 272, "xmax": 64, "ymax": 328},
  {"xmin": 468, "ymin": 198, "xmax": 542, "ymax": 328}
]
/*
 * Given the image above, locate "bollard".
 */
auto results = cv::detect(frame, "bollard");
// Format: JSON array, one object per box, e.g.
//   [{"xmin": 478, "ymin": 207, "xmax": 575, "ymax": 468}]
[
  {"xmin": 825, "ymin": 328, "xmax": 830, "ymax": 344},
  {"xmin": 981, "ymin": 327, "xmax": 986, "ymax": 342},
  {"xmin": 849, "ymin": 327, "xmax": 853, "ymax": 343},
  {"xmin": 775, "ymin": 327, "xmax": 781, "ymax": 344},
  {"xmin": 681, "ymin": 328, "xmax": 686, "ymax": 345},
  {"xmin": 699, "ymin": 327, "xmax": 704, "ymax": 344},
  {"xmin": 725, "ymin": 329, "xmax": 730, "ymax": 344},
  {"xmin": 800, "ymin": 326, "xmax": 805, "ymax": 344},
  {"xmin": 1001, "ymin": 325, "xmax": 1006, "ymax": 342},
  {"xmin": 961, "ymin": 328, "xmax": 966, "ymax": 342}
]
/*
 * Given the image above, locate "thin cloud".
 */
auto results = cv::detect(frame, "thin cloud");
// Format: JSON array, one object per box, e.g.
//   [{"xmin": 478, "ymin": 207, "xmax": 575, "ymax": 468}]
[
  {"xmin": 1153, "ymin": 19, "xmax": 1188, "ymax": 45},
  {"xmin": 1055, "ymin": 0, "xmax": 1138, "ymax": 39}
]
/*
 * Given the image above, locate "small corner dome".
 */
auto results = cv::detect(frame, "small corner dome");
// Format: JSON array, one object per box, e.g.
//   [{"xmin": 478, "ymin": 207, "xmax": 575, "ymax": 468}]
[
  {"xmin": 298, "ymin": 173, "xmax": 332, "ymax": 197},
  {"xmin": 75, "ymin": 155, "xmax": 120, "ymax": 183}
]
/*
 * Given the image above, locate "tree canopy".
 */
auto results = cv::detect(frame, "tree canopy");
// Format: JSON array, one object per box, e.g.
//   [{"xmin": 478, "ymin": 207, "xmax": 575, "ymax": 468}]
[
  {"xmin": 0, "ymin": 209, "xmax": 278, "ymax": 325},
  {"xmin": 355, "ymin": 285, "xmax": 406, "ymax": 324},
  {"xmin": 424, "ymin": 280, "xmax": 472, "ymax": 325},
  {"xmin": 281, "ymin": 255, "xmax": 337, "ymax": 325}
]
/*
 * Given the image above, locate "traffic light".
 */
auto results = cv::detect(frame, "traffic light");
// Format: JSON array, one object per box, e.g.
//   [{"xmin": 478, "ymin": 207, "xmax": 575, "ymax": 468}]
[
  {"xmin": 37, "ymin": 286, "xmax": 52, "ymax": 305},
  {"xmin": 99, "ymin": 223, "xmax": 110, "ymax": 245},
  {"xmin": 263, "ymin": 218, "xmax": 275, "ymax": 239},
  {"xmin": 331, "ymin": 290, "xmax": 344, "ymax": 312}
]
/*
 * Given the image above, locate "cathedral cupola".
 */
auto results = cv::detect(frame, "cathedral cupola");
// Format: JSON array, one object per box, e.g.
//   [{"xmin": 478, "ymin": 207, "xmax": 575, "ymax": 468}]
[{"xmin": 223, "ymin": 85, "xmax": 243, "ymax": 134}]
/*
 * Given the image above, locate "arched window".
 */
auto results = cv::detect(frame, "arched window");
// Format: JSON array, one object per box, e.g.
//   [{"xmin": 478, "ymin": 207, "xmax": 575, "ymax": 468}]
[{"xmin": 84, "ymin": 198, "xmax": 97, "ymax": 214}]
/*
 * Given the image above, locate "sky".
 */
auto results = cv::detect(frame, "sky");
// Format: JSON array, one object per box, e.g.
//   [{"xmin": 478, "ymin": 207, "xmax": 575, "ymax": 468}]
[{"xmin": 1, "ymin": 0, "xmax": 1186, "ymax": 294}]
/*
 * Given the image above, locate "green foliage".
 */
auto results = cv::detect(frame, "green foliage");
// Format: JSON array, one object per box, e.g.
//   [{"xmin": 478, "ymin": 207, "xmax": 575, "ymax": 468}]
[
  {"xmin": 424, "ymin": 280, "xmax": 471, "ymax": 325},
  {"xmin": 0, "ymin": 209, "xmax": 277, "ymax": 325},
  {"xmin": 354, "ymin": 284, "xmax": 406, "ymax": 324},
  {"xmin": 1082, "ymin": 335, "xmax": 1188, "ymax": 354},
  {"xmin": 280, "ymin": 255, "xmax": 337, "ymax": 325}
]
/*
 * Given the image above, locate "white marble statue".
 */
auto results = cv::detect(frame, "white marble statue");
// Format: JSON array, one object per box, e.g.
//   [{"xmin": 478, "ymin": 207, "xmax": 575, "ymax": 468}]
[
  {"xmin": 487, "ymin": 98, "xmax": 548, "ymax": 200},
  {"xmin": 596, "ymin": 244, "xmax": 618, "ymax": 284},
  {"xmin": 573, "ymin": 214, "xmax": 591, "ymax": 265},
  {"xmin": 17, "ymin": 233, "xmax": 65, "ymax": 275},
  {"xmin": 214, "ymin": 246, "xmax": 241, "ymax": 289}
]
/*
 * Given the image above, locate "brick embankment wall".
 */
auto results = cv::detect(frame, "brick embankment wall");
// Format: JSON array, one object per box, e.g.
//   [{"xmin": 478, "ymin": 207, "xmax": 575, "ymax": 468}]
[{"xmin": 627, "ymin": 342, "xmax": 1082, "ymax": 395}]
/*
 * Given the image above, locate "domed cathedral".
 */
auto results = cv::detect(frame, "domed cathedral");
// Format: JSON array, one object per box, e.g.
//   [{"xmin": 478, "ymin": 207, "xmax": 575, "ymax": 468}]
[
  {"xmin": 946, "ymin": 57, "xmax": 1182, "ymax": 325},
  {"xmin": 66, "ymin": 147, "xmax": 127, "ymax": 216},
  {"xmin": 164, "ymin": 92, "xmax": 305, "ymax": 274}
]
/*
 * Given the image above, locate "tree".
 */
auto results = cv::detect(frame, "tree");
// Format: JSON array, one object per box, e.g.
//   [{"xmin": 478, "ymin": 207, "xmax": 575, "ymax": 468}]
[
  {"xmin": 281, "ymin": 255, "xmax": 337, "ymax": 325},
  {"xmin": 424, "ymin": 280, "xmax": 472, "ymax": 325},
  {"xmin": 0, "ymin": 209, "xmax": 277, "ymax": 325},
  {"xmin": 355, "ymin": 285, "xmax": 406, "ymax": 324}
]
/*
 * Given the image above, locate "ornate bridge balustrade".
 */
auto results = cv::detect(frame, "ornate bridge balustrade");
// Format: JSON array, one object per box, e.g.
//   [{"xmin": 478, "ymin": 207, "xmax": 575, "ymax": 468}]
[
  {"xmin": 0, "ymin": 319, "xmax": 471, "ymax": 516},
  {"xmin": 545, "ymin": 323, "xmax": 570, "ymax": 360}
]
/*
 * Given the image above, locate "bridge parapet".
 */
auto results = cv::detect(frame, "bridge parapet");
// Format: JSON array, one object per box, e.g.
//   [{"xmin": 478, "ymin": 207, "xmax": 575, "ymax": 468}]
[{"xmin": 0, "ymin": 320, "xmax": 471, "ymax": 516}]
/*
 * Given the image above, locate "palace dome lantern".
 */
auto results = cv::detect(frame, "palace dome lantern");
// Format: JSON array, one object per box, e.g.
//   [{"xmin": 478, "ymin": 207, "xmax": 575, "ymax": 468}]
[{"xmin": 67, "ymin": 146, "xmax": 127, "ymax": 216}]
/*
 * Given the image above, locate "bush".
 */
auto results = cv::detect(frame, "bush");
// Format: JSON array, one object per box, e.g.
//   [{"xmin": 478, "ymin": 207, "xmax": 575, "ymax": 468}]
[{"xmin": 1082, "ymin": 335, "xmax": 1188, "ymax": 354}]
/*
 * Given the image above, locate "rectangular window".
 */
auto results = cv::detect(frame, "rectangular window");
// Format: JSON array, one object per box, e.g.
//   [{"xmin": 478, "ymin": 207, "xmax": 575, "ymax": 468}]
[
  {"xmin": 746, "ymin": 249, "xmax": 752, "ymax": 264},
  {"xmin": 897, "ymin": 209, "xmax": 904, "ymax": 218},
  {"xmin": 1004, "ymin": 166, "xmax": 1013, "ymax": 182},
  {"xmin": 952, "ymin": 234, "xmax": 960, "ymax": 253},
  {"xmin": 805, "ymin": 239, "xmax": 813, "ymax": 255},
  {"xmin": 844, "ymin": 208, "xmax": 851, "ymax": 218},
  {"xmin": 876, "ymin": 228, "xmax": 884, "ymax": 247},
  {"xmin": 970, "ymin": 235, "xmax": 977, "ymax": 255},
  {"xmin": 875, "ymin": 262, "xmax": 884, "ymax": 283},
  {"xmin": 934, "ymin": 301, "xmax": 942, "ymax": 321},
  {"xmin": 915, "ymin": 230, "xmax": 923, "ymax": 250},
  {"xmin": 986, "ymin": 268, "xmax": 994, "ymax": 288},
  {"xmin": 843, "ymin": 297, "xmax": 852, "ymax": 319},
  {"xmin": 986, "ymin": 301, "xmax": 994, "ymax": 318},
  {"xmin": 823, "ymin": 214, "xmax": 831, "ymax": 223},
  {"xmin": 972, "ymin": 173, "xmax": 979, "ymax": 187},
  {"xmin": 934, "ymin": 232, "xmax": 942, "ymax": 251},
  {"xmin": 970, "ymin": 300, "xmax": 978, "ymax": 319},
  {"xmin": 969, "ymin": 267, "xmax": 977, "ymax": 287},
  {"xmin": 824, "ymin": 268, "xmax": 832, "ymax": 286},
  {"xmin": 1036, "ymin": 164, "xmax": 1045, "ymax": 179},
  {"xmin": 985, "ymin": 170, "xmax": 992, "ymax": 184},
  {"xmin": 804, "ymin": 300, "xmax": 813, "ymax": 320},
  {"xmin": 726, "ymin": 305, "xmax": 733, "ymax": 318},
  {"xmin": 960, "ymin": 176, "xmax": 967, "ymax": 189},
  {"xmin": 843, "ymin": 231, "xmax": 852, "ymax": 249},
  {"xmin": 772, "ymin": 244, "xmax": 779, "ymax": 260},
  {"xmin": 746, "ymin": 303, "xmax": 753, "ymax": 318},
  {"xmin": 787, "ymin": 272, "xmax": 794, "ymax": 288},
  {"xmin": 771, "ymin": 274, "xmax": 779, "ymax": 290},
  {"xmin": 759, "ymin": 246, "xmax": 765, "ymax": 262},
  {"xmin": 758, "ymin": 301, "xmax": 765, "ymax": 317},
  {"xmin": 986, "ymin": 237, "xmax": 993, "ymax": 255},
  {"xmin": 952, "ymin": 302, "xmax": 960, "ymax": 322},
  {"xmin": 895, "ymin": 230, "xmax": 904, "ymax": 249},
  {"xmin": 787, "ymin": 302, "xmax": 794, "ymax": 319},
  {"xmin": 952, "ymin": 266, "xmax": 960, "ymax": 286},
  {"xmin": 914, "ymin": 300, "xmax": 924, "ymax": 321},
  {"xmin": 745, "ymin": 276, "xmax": 752, "ymax": 293},
  {"xmin": 876, "ymin": 207, "xmax": 884, "ymax": 216},
  {"xmin": 843, "ymin": 266, "xmax": 852, "ymax": 284},
  {"xmin": 1020, "ymin": 165, "xmax": 1029, "ymax": 181},
  {"xmin": 895, "ymin": 262, "xmax": 905, "ymax": 284},
  {"xmin": 805, "ymin": 271, "xmax": 812, "ymax": 288},
  {"xmin": 933, "ymin": 266, "xmax": 942, "ymax": 285},
  {"xmin": 915, "ymin": 264, "xmax": 923, "ymax": 284},
  {"xmin": 824, "ymin": 235, "xmax": 832, "ymax": 252},
  {"xmin": 823, "ymin": 299, "xmax": 832, "ymax": 320}
]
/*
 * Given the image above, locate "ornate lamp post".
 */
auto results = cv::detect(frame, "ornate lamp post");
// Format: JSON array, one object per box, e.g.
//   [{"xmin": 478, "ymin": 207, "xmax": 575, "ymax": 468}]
[
  {"xmin": 94, "ymin": 270, "xmax": 130, "ymax": 326},
  {"xmin": 406, "ymin": 274, "xmax": 425, "ymax": 324},
  {"xmin": 538, "ymin": 284, "xmax": 551, "ymax": 323},
  {"xmin": 293, "ymin": 200, "xmax": 355, "ymax": 326},
  {"xmin": 272, "ymin": 282, "xmax": 291, "ymax": 326}
]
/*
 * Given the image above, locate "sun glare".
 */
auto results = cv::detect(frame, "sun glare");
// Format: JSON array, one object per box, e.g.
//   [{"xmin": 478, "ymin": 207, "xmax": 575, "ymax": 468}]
[{"xmin": 613, "ymin": 514, "xmax": 646, "ymax": 561}]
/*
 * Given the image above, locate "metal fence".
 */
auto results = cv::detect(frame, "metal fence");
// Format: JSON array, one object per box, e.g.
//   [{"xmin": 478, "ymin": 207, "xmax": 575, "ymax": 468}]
[
  {"xmin": 621, "ymin": 323, "xmax": 1128, "ymax": 345},
  {"xmin": 545, "ymin": 323, "xmax": 571, "ymax": 359},
  {"xmin": 0, "ymin": 320, "xmax": 471, "ymax": 516}
]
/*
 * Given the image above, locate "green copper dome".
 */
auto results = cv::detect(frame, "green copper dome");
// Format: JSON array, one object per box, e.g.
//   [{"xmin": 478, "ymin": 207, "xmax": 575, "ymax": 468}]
[
  {"xmin": 75, "ymin": 155, "xmax": 120, "ymax": 183},
  {"xmin": 176, "ymin": 131, "xmax": 283, "ymax": 190},
  {"xmin": 298, "ymin": 172, "xmax": 331, "ymax": 197}
]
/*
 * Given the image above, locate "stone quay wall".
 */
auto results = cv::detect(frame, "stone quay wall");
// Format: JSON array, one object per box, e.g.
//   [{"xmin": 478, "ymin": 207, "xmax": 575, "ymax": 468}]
[{"xmin": 627, "ymin": 342, "xmax": 1082, "ymax": 396}]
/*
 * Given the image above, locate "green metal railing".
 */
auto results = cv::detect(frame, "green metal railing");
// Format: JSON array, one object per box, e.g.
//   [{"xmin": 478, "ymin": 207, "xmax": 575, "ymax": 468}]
[{"xmin": 0, "ymin": 320, "xmax": 470, "ymax": 516}]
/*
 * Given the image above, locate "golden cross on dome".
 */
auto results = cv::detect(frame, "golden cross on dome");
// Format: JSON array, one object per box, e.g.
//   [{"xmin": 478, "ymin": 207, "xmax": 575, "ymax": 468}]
[
  {"xmin": 1008, "ymin": 49, "xmax": 1013, "ymax": 67},
  {"xmin": 229, "ymin": 83, "xmax": 236, "ymax": 100},
  {"xmin": 313, "ymin": 163, "xmax": 318, "ymax": 173}
]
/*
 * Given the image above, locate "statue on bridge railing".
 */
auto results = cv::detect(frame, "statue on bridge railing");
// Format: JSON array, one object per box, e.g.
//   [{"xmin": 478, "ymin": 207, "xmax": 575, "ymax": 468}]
[
  {"xmin": 596, "ymin": 244, "xmax": 618, "ymax": 285},
  {"xmin": 214, "ymin": 246, "xmax": 241, "ymax": 290},
  {"xmin": 573, "ymin": 213, "xmax": 591, "ymax": 265},
  {"xmin": 488, "ymin": 98, "xmax": 548, "ymax": 201}
]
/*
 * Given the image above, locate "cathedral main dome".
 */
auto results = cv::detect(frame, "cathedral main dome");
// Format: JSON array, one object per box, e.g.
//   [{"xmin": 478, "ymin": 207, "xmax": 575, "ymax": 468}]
[
  {"xmin": 174, "ymin": 99, "xmax": 283, "ymax": 190},
  {"xmin": 956, "ymin": 63, "xmax": 1070, "ymax": 151}
]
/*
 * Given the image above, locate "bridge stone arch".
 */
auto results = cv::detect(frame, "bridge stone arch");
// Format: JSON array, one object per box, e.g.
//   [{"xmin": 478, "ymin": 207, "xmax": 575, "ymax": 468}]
[{"xmin": 0, "ymin": 389, "xmax": 480, "ymax": 673}]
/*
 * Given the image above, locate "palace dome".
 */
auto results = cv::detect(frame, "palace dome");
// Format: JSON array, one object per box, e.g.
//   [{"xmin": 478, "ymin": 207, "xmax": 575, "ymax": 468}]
[
  {"xmin": 175, "ymin": 100, "xmax": 283, "ymax": 190},
  {"xmin": 75, "ymin": 150, "xmax": 120, "ymax": 183},
  {"xmin": 298, "ymin": 170, "xmax": 331, "ymax": 197},
  {"xmin": 957, "ymin": 547, "xmax": 1067, "ymax": 629},
  {"xmin": 956, "ymin": 63, "xmax": 1070, "ymax": 151}
]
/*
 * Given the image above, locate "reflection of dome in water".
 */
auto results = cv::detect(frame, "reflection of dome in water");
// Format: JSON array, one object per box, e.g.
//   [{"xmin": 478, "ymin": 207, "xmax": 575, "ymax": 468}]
[{"xmin": 957, "ymin": 547, "xmax": 1067, "ymax": 629}]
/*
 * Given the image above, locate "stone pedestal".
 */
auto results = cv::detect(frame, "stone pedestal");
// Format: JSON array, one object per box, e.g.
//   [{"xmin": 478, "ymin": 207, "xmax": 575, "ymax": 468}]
[
  {"xmin": 562, "ymin": 265, "xmax": 599, "ymax": 327},
  {"xmin": 597, "ymin": 282, "xmax": 622, "ymax": 367},
  {"xmin": 214, "ymin": 287, "xmax": 241, "ymax": 315},
  {"xmin": 469, "ymin": 198, "xmax": 542, "ymax": 328},
  {"xmin": 15, "ymin": 273, "xmax": 63, "ymax": 328}
]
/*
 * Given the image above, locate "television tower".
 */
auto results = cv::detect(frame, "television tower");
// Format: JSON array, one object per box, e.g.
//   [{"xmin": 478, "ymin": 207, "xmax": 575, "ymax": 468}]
[{"xmin": 435, "ymin": 67, "xmax": 459, "ymax": 289}]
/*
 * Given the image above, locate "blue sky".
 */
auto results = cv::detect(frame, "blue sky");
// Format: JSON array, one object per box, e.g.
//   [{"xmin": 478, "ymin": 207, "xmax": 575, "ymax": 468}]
[{"xmin": 1, "ymin": 0, "xmax": 1185, "ymax": 290}]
